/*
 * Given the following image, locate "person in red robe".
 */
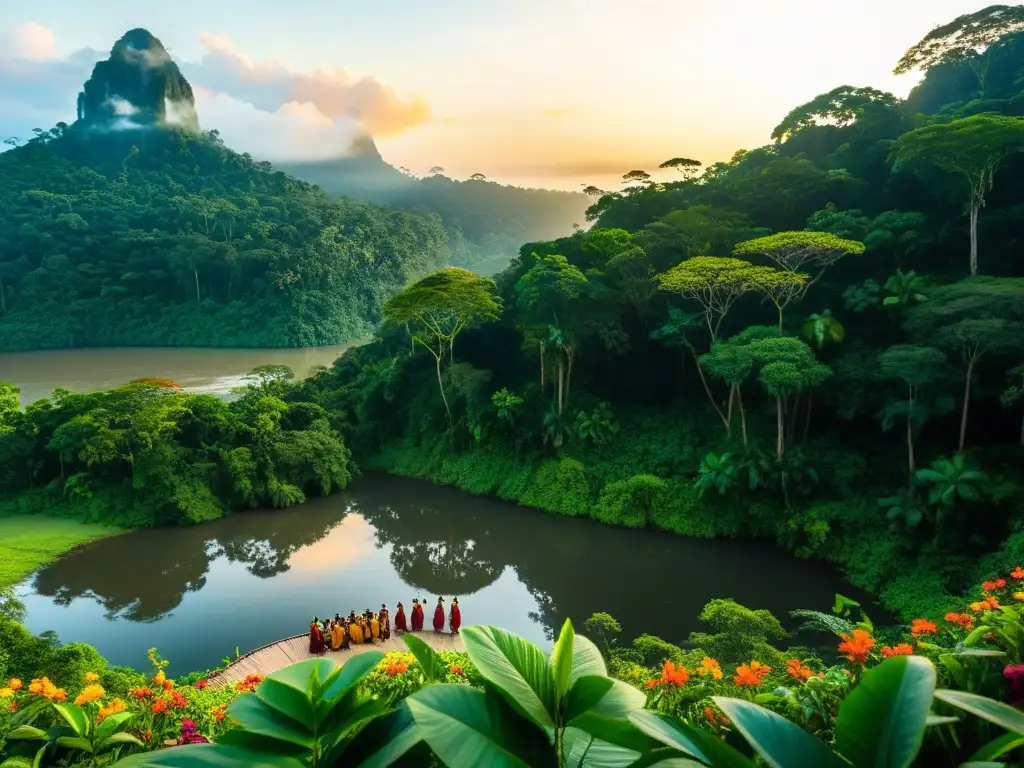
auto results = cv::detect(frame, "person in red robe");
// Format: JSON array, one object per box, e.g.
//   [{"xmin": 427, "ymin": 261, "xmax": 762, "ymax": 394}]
[
  {"xmin": 433, "ymin": 597, "xmax": 446, "ymax": 632},
  {"xmin": 449, "ymin": 598, "xmax": 462, "ymax": 633},
  {"xmin": 411, "ymin": 598, "xmax": 424, "ymax": 631},
  {"xmin": 309, "ymin": 617, "xmax": 325, "ymax": 655},
  {"xmin": 394, "ymin": 602, "xmax": 408, "ymax": 632}
]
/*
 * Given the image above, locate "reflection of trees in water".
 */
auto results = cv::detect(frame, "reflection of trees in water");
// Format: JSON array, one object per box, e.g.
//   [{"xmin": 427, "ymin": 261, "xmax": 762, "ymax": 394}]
[
  {"xmin": 357, "ymin": 497, "xmax": 506, "ymax": 597},
  {"xmin": 31, "ymin": 504, "xmax": 345, "ymax": 622}
]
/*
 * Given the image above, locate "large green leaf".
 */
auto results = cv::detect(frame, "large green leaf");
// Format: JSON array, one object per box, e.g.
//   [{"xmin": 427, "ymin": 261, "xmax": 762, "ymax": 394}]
[
  {"xmin": 405, "ymin": 683, "xmax": 558, "ymax": 768},
  {"xmin": 570, "ymin": 634, "xmax": 608, "ymax": 685},
  {"xmin": 52, "ymin": 703, "xmax": 89, "ymax": 738},
  {"xmin": 95, "ymin": 710, "xmax": 135, "ymax": 746},
  {"xmin": 568, "ymin": 712, "xmax": 659, "ymax": 754},
  {"xmin": 254, "ymin": 661, "xmax": 321, "ymax": 727},
  {"xmin": 627, "ymin": 711, "xmax": 709, "ymax": 763},
  {"xmin": 112, "ymin": 744, "xmax": 306, "ymax": 767},
  {"xmin": 969, "ymin": 732, "xmax": 1024, "ymax": 762},
  {"xmin": 713, "ymin": 697, "xmax": 846, "ymax": 768},
  {"xmin": 563, "ymin": 726, "xmax": 645, "ymax": 768},
  {"xmin": 319, "ymin": 697, "xmax": 392, "ymax": 764},
  {"xmin": 345, "ymin": 701, "xmax": 422, "ymax": 768},
  {"xmin": 4, "ymin": 725, "xmax": 47, "ymax": 741},
  {"xmin": 588, "ymin": 679, "xmax": 647, "ymax": 720},
  {"xmin": 551, "ymin": 619, "xmax": 576, "ymax": 702},
  {"xmin": 624, "ymin": 748, "xmax": 707, "ymax": 768},
  {"xmin": 564, "ymin": 676, "xmax": 614, "ymax": 722},
  {"xmin": 0, "ymin": 758, "xmax": 34, "ymax": 768},
  {"xmin": 104, "ymin": 731, "xmax": 145, "ymax": 748},
  {"xmin": 316, "ymin": 651, "xmax": 385, "ymax": 726},
  {"xmin": 55, "ymin": 736, "xmax": 93, "ymax": 753},
  {"xmin": 835, "ymin": 655, "xmax": 935, "ymax": 768},
  {"xmin": 404, "ymin": 632, "xmax": 449, "ymax": 683},
  {"xmin": 934, "ymin": 688, "xmax": 1024, "ymax": 734},
  {"xmin": 462, "ymin": 625, "xmax": 556, "ymax": 728},
  {"xmin": 225, "ymin": 695, "xmax": 315, "ymax": 750}
]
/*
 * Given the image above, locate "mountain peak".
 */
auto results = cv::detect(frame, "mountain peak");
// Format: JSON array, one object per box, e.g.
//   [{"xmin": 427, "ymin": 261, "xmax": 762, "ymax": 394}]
[{"xmin": 77, "ymin": 27, "xmax": 198, "ymax": 131}]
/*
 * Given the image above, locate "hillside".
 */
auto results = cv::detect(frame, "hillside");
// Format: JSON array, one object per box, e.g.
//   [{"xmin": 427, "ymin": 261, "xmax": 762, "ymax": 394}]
[
  {"xmin": 280, "ymin": 144, "xmax": 590, "ymax": 277},
  {"xmin": 0, "ymin": 31, "xmax": 450, "ymax": 352}
]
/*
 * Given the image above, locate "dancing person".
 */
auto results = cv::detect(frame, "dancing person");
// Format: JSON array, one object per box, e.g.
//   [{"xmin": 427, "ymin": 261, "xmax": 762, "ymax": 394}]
[
  {"xmin": 394, "ymin": 602, "xmax": 408, "ymax": 632},
  {"xmin": 380, "ymin": 605, "xmax": 391, "ymax": 641},
  {"xmin": 411, "ymin": 598, "xmax": 424, "ymax": 631},
  {"xmin": 370, "ymin": 612, "xmax": 380, "ymax": 641},
  {"xmin": 433, "ymin": 597, "xmax": 446, "ymax": 632},
  {"xmin": 449, "ymin": 597, "xmax": 462, "ymax": 633}
]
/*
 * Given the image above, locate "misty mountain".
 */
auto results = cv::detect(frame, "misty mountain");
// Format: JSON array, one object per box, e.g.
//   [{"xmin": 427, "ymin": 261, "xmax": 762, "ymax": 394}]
[{"xmin": 278, "ymin": 136, "xmax": 590, "ymax": 277}]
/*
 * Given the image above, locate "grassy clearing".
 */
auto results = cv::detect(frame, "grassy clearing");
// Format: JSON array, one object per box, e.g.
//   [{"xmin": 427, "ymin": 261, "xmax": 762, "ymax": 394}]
[{"xmin": 0, "ymin": 516, "xmax": 122, "ymax": 589}]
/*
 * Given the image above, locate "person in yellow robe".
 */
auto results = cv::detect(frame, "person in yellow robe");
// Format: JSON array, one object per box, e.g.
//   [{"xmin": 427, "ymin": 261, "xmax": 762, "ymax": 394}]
[
  {"xmin": 359, "ymin": 617, "xmax": 370, "ymax": 643},
  {"xmin": 370, "ymin": 613, "xmax": 380, "ymax": 641},
  {"xmin": 349, "ymin": 618, "xmax": 364, "ymax": 645},
  {"xmin": 330, "ymin": 621, "xmax": 345, "ymax": 651}
]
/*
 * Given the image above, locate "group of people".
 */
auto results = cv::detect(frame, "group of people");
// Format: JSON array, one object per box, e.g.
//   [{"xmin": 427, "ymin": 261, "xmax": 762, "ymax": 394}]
[{"xmin": 307, "ymin": 597, "xmax": 462, "ymax": 655}]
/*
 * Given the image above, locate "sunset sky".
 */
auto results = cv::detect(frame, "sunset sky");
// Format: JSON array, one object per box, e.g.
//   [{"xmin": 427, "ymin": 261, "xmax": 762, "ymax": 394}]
[{"xmin": 0, "ymin": 0, "xmax": 980, "ymax": 190}]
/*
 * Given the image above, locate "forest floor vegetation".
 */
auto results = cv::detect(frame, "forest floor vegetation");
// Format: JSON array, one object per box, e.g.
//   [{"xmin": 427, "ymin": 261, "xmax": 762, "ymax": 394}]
[{"xmin": 0, "ymin": 515, "xmax": 120, "ymax": 589}]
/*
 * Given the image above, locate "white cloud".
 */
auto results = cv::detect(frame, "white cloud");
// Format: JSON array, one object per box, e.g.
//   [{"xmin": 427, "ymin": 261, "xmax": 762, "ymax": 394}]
[{"xmin": 5, "ymin": 22, "xmax": 57, "ymax": 60}]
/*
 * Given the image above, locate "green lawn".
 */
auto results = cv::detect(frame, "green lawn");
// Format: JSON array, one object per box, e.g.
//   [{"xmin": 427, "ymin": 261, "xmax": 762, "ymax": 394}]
[{"xmin": 0, "ymin": 516, "xmax": 122, "ymax": 589}]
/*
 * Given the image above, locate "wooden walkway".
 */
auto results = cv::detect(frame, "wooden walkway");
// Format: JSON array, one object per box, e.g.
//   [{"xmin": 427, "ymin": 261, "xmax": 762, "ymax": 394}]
[{"xmin": 205, "ymin": 631, "xmax": 465, "ymax": 689}]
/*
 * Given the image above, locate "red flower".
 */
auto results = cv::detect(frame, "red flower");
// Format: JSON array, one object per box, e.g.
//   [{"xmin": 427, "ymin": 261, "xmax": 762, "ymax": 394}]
[
  {"xmin": 1011, "ymin": 567, "xmax": 1024, "ymax": 580},
  {"xmin": 838, "ymin": 630, "xmax": 875, "ymax": 664},
  {"xmin": 786, "ymin": 659, "xmax": 813, "ymax": 681},
  {"xmin": 194, "ymin": 679, "xmax": 208, "ymax": 689},
  {"xmin": 658, "ymin": 660, "xmax": 689, "ymax": 686},
  {"xmin": 945, "ymin": 612, "xmax": 975, "ymax": 630},
  {"xmin": 704, "ymin": 706, "xmax": 716, "ymax": 724},
  {"xmin": 151, "ymin": 699, "xmax": 168, "ymax": 714},
  {"xmin": 448, "ymin": 665, "xmax": 463, "ymax": 677},
  {"xmin": 171, "ymin": 691, "xmax": 187, "ymax": 709},
  {"xmin": 910, "ymin": 619, "xmax": 937, "ymax": 637},
  {"xmin": 881, "ymin": 643, "xmax": 914, "ymax": 658}
]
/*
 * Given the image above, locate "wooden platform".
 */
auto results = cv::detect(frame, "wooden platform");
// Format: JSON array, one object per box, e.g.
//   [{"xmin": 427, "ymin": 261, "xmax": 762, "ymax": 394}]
[{"xmin": 204, "ymin": 631, "xmax": 466, "ymax": 689}]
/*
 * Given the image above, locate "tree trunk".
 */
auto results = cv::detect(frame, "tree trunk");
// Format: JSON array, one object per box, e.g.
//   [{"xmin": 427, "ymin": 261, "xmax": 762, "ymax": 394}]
[
  {"xmin": 776, "ymin": 396, "xmax": 785, "ymax": 460},
  {"xmin": 725, "ymin": 384, "xmax": 735, "ymax": 438},
  {"xmin": 565, "ymin": 347, "xmax": 575, "ymax": 410},
  {"xmin": 959, "ymin": 355, "xmax": 976, "ymax": 453},
  {"xmin": 539, "ymin": 342, "xmax": 545, "ymax": 389},
  {"xmin": 692, "ymin": 352, "xmax": 729, "ymax": 432},
  {"xmin": 777, "ymin": 304, "xmax": 784, "ymax": 331},
  {"xmin": 556, "ymin": 359, "xmax": 564, "ymax": 416},
  {"xmin": 787, "ymin": 391, "xmax": 801, "ymax": 446},
  {"xmin": 969, "ymin": 194, "xmax": 981, "ymax": 276},
  {"xmin": 907, "ymin": 384, "xmax": 916, "ymax": 475},
  {"xmin": 736, "ymin": 386, "xmax": 748, "ymax": 448},
  {"xmin": 193, "ymin": 267, "xmax": 201, "ymax": 304},
  {"xmin": 435, "ymin": 355, "xmax": 451, "ymax": 426}
]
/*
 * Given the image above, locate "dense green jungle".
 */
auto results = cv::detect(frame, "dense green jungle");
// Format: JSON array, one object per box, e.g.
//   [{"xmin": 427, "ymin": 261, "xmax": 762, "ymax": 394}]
[{"xmin": 8, "ymin": 7, "xmax": 1024, "ymax": 766}]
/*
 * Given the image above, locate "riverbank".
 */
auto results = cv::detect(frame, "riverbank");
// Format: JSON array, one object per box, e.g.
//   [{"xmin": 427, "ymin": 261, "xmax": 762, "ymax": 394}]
[
  {"xmin": 0, "ymin": 514, "xmax": 123, "ymax": 589},
  {"xmin": 362, "ymin": 432, "xmax": 972, "ymax": 622}
]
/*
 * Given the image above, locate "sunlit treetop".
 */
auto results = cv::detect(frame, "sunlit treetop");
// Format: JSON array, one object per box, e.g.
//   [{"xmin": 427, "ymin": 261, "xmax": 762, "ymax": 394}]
[
  {"xmin": 658, "ymin": 157, "xmax": 703, "ymax": 179},
  {"xmin": 622, "ymin": 170, "xmax": 653, "ymax": 185},
  {"xmin": 770, "ymin": 86, "xmax": 900, "ymax": 142},
  {"xmin": 733, "ymin": 231, "xmax": 865, "ymax": 274},
  {"xmin": 384, "ymin": 267, "xmax": 501, "ymax": 346},
  {"xmin": 893, "ymin": 113, "xmax": 1024, "ymax": 179},
  {"xmin": 894, "ymin": 5, "xmax": 1024, "ymax": 86}
]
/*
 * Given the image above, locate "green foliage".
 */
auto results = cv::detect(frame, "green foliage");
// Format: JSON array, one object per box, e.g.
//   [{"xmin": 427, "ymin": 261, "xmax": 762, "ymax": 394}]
[
  {"xmin": 0, "ymin": 128, "xmax": 450, "ymax": 351},
  {"xmin": 593, "ymin": 474, "xmax": 666, "ymax": 528},
  {"xmin": 688, "ymin": 599, "xmax": 788, "ymax": 667},
  {"xmin": 520, "ymin": 458, "xmax": 592, "ymax": 517}
]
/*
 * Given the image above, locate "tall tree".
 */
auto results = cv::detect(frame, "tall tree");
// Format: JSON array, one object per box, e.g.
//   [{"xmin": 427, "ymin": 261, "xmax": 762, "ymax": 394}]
[
  {"xmin": 732, "ymin": 231, "xmax": 864, "ymax": 298},
  {"xmin": 894, "ymin": 114, "xmax": 1024, "ymax": 275},
  {"xmin": 877, "ymin": 345, "xmax": 948, "ymax": 474},
  {"xmin": 745, "ymin": 266, "xmax": 808, "ymax": 330},
  {"xmin": 383, "ymin": 267, "xmax": 501, "ymax": 424},
  {"xmin": 906, "ymin": 276, "xmax": 1024, "ymax": 452},
  {"xmin": 771, "ymin": 85, "xmax": 899, "ymax": 142},
  {"xmin": 894, "ymin": 5, "xmax": 1024, "ymax": 94},
  {"xmin": 658, "ymin": 157, "xmax": 703, "ymax": 179}
]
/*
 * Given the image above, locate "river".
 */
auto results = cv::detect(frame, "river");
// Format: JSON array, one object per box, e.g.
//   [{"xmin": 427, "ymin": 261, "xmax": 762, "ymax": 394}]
[
  {"xmin": 16, "ymin": 473, "xmax": 875, "ymax": 675},
  {"xmin": 0, "ymin": 345, "xmax": 358, "ymax": 405}
]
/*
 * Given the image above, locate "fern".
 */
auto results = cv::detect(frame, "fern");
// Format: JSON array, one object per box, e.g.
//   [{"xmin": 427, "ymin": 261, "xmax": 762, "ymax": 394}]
[{"xmin": 790, "ymin": 609, "xmax": 854, "ymax": 636}]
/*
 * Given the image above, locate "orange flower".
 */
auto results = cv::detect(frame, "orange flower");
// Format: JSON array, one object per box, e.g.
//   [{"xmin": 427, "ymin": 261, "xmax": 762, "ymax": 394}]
[
  {"xmin": 698, "ymin": 657, "xmax": 723, "ymax": 680},
  {"xmin": 945, "ymin": 612, "xmax": 975, "ymax": 630},
  {"xmin": 74, "ymin": 684, "xmax": 105, "ymax": 705},
  {"xmin": 84, "ymin": 672, "xmax": 100, "ymax": 682},
  {"xmin": 212, "ymin": 704, "xmax": 227, "ymax": 723},
  {"xmin": 97, "ymin": 698, "xmax": 126, "ymax": 723},
  {"xmin": 171, "ymin": 691, "xmax": 187, "ymax": 709},
  {"xmin": 31, "ymin": 678, "xmax": 66, "ymax": 702},
  {"xmin": 131, "ymin": 686, "xmax": 154, "ymax": 699},
  {"xmin": 151, "ymin": 699, "xmax": 168, "ymax": 714},
  {"xmin": 838, "ymin": 629, "xmax": 875, "ymax": 664},
  {"xmin": 51, "ymin": 689, "xmax": 67, "ymax": 703},
  {"xmin": 153, "ymin": 670, "xmax": 166, "ymax": 686},
  {"xmin": 786, "ymin": 659, "xmax": 813, "ymax": 681},
  {"xmin": 983, "ymin": 580, "xmax": 1001, "ymax": 592},
  {"xmin": 8, "ymin": 701, "xmax": 16, "ymax": 713},
  {"xmin": 194, "ymin": 679, "xmax": 208, "ymax": 689},
  {"xmin": 7, "ymin": 678, "xmax": 22, "ymax": 692},
  {"xmin": 234, "ymin": 673, "xmax": 264, "ymax": 693},
  {"xmin": 163, "ymin": 680, "xmax": 174, "ymax": 691},
  {"xmin": 1011, "ymin": 566, "xmax": 1024, "ymax": 580},
  {"xmin": 645, "ymin": 679, "xmax": 658, "ymax": 689},
  {"xmin": 448, "ymin": 665, "xmax": 464, "ymax": 677},
  {"xmin": 733, "ymin": 661, "xmax": 770, "ymax": 686},
  {"xmin": 659, "ymin": 660, "xmax": 689, "ymax": 686},
  {"xmin": 28, "ymin": 679, "xmax": 44, "ymax": 695},
  {"xmin": 910, "ymin": 619, "xmax": 937, "ymax": 637},
  {"xmin": 881, "ymin": 643, "xmax": 914, "ymax": 658},
  {"xmin": 704, "ymin": 706, "xmax": 717, "ymax": 724},
  {"xmin": 143, "ymin": 729, "xmax": 153, "ymax": 742}
]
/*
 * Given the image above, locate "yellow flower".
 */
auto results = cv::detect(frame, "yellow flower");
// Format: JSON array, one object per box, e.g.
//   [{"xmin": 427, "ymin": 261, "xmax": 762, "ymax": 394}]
[
  {"xmin": 85, "ymin": 672, "xmax": 100, "ymax": 682},
  {"xmin": 0, "ymin": 688, "xmax": 13, "ymax": 699},
  {"xmin": 97, "ymin": 698, "xmax": 126, "ymax": 723},
  {"xmin": 1013, "ymin": 592, "xmax": 1024, "ymax": 601},
  {"xmin": 74, "ymin": 684, "xmax": 105, "ymax": 705},
  {"xmin": 698, "ymin": 657, "xmax": 723, "ymax": 680},
  {"xmin": 153, "ymin": 670, "xmax": 166, "ymax": 686},
  {"xmin": 8, "ymin": 678, "xmax": 22, "ymax": 691}
]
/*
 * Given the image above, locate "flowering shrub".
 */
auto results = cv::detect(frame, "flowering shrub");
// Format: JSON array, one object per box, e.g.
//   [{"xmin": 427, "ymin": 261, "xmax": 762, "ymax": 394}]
[{"xmin": 360, "ymin": 650, "xmax": 477, "ymax": 700}]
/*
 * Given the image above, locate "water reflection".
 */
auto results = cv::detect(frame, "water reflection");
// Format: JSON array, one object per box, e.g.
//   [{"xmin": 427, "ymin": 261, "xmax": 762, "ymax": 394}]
[{"xmin": 19, "ymin": 474, "xmax": 877, "ymax": 673}]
